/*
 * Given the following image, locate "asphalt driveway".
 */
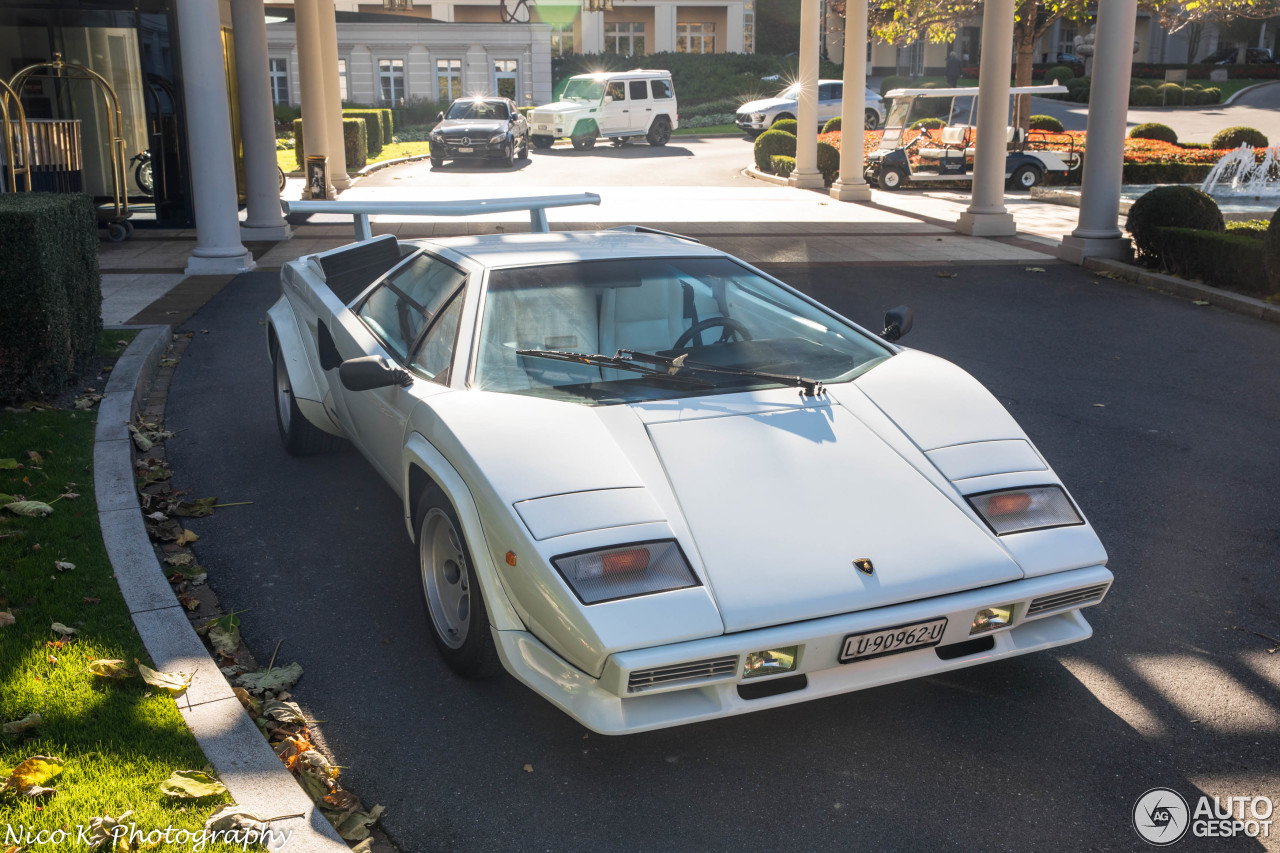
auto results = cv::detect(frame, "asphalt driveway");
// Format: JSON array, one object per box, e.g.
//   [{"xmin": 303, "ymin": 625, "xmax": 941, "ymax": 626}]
[{"xmin": 166, "ymin": 259, "xmax": 1280, "ymax": 852}]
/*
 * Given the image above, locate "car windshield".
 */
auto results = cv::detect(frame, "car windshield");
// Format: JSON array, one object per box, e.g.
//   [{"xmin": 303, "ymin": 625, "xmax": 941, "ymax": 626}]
[
  {"xmin": 779, "ymin": 83, "xmax": 800, "ymax": 100},
  {"xmin": 446, "ymin": 99, "xmax": 509, "ymax": 120},
  {"xmin": 561, "ymin": 79, "xmax": 604, "ymax": 102},
  {"xmin": 473, "ymin": 256, "xmax": 891, "ymax": 405}
]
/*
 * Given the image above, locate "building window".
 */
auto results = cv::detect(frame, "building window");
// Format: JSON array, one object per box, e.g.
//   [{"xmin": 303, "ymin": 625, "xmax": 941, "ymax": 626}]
[
  {"xmin": 269, "ymin": 57, "xmax": 289, "ymax": 105},
  {"xmin": 1058, "ymin": 26, "xmax": 1078, "ymax": 59},
  {"xmin": 677, "ymin": 22, "xmax": 715, "ymax": 54},
  {"xmin": 493, "ymin": 59, "xmax": 518, "ymax": 100},
  {"xmin": 378, "ymin": 58, "xmax": 405, "ymax": 104},
  {"xmin": 550, "ymin": 25, "xmax": 574, "ymax": 58},
  {"xmin": 605, "ymin": 22, "xmax": 645, "ymax": 56},
  {"xmin": 437, "ymin": 58, "xmax": 462, "ymax": 101},
  {"xmin": 338, "ymin": 58, "xmax": 348, "ymax": 102}
]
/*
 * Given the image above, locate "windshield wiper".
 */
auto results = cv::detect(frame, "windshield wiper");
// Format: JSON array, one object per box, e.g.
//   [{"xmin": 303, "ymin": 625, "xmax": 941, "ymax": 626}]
[
  {"xmin": 516, "ymin": 349, "xmax": 713, "ymax": 388},
  {"xmin": 616, "ymin": 349, "xmax": 826, "ymax": 397}
]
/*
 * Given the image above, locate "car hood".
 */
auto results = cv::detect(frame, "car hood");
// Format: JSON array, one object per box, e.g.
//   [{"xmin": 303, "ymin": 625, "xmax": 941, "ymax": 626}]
[
  {"xmin": 737, "ymin": 96, "xmax": 795, "ymax": 114},
  {"xmin": 533, "ymin": 100, "xmax": 592, "ymax": 115},
  {"xmin": 643, "ymin": 400, "xmax": 1023, "ymax": 632},
  {"xmin": 436, "ymin": 119, "xmax": 508, "ymax": 135}
]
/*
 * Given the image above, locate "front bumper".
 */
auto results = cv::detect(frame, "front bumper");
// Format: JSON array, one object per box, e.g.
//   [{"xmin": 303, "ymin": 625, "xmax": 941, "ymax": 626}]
[
  {"xmin": 433, "ymin": 138, "xmax": 508, "ymax": 158},
  {"xmin": 735, "ymin": 115, "xmax": 766, "ymax": 131},
  {"xmin": 493, "ymin": 564, "xmax": 1112, "ymax": 734}
]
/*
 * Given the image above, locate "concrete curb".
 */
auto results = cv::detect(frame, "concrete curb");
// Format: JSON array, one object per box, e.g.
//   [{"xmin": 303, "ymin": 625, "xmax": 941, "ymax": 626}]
[
  {"xmin": 1082, "ymin": 257, "xmax": 1280, "ymax": 325},
  {"xmin": 744, "ymin": 165, "xmax": 790, "ymax": 186},
  {"xmin": 355, "ymin": 151, "xmax": 434, "ymax": 176},
  {"xmin": 1223, "ymin": 80, "xmax": 1278, "ymax": 105},
  {"xmin": 95, "ymin": 325, "xmax": 349, "ymax": 853}
]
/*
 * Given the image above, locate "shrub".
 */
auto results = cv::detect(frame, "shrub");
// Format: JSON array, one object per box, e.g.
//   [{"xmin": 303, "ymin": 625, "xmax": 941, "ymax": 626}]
[
  {"xmin": 879, "ymin": 75, "xmax": 912, "ymax": 98},
  {"xmin": 823, "ymin": 116, "xmax": 841, "ymax": 133},
  {"xmin": 910, "ymin": 117, "xmax": 945, "ymax": 129},
  {"xmin": 1155, "ymin": 82, "xmax": 1184, "ymax": 103},
  {"xmin": 343, "ymin": 109, "xmax": 384, "ymax": 155},
  {"xmin": 1203, "ymin": 87, "xmax": 1222, "ymax": 103},
  {"xmin": 1129, "ymin": 85, "xmax": 1156, "ymax": 107},
  {"xmin": 817, "ymin": 140, "xmax": 840, "ymax": 185},
  {"xmin": 0, "ymin": 193, "xmax": 101, "ymax": 402},
  {"xmin": 1129, "ymin": 122, "xmax": 1178, "ymax": 145},
  {"xmin": 1266, "ymin": 209, "xmax": 1280, "ymax": 294},
  {"xmin": 1225, "ymin": 219, "xmax": 1268, "ymax": 238},
  {"xmin": 273, "ymin": 103, "xmax": 301, "ymax": 132},
  {"xmin": 1029, "ymin": 114, "xmax": 1064, "ymax": 132},
  {"xmin": 1127, "ymin": 186, "xmax": 1223, "ymax": 262},
  {"xmin": 1151, "ymin": 227, "xmax": 1271, "ymax": 297},
  {"xmin": 1044, "ymin": 65, "xmax": 1074, "ymax": 84},
  {"xmin": 754, "ymin": 128, "xmax": 796, "ymax": 172},
  {"xmin": 769, "ymin": 155, "xmax": 796, "ymax": 177},
  {"xmin": 1211, "ymin": 126, "xmax": 1269, "ymax": 149},
  {"xmin": 293, "ymin": 118, "xmax": 369, "ymax": 171},
  {"xmin": 770, "ymin": 118, "xmax": 798, "ymax": 135}
]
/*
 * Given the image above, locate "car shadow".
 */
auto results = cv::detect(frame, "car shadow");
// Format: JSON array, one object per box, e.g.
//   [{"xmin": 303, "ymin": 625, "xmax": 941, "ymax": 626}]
[
  {"xmin": 530, "ymin": 143, "xmax": 697, "ymax": 159},
  {"xmin": 429, "ymin": 158, "xmax": 535, "ymax": 173}
]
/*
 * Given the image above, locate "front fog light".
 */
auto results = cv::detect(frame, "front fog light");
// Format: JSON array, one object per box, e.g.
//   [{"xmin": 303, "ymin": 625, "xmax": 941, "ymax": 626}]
[
  {"xmin": 743, "ymin": 646, "xmax": 799, "ymax": 679},
  {"xmin": 971, "ymin": 605, "xmax": 1014, "ymax": 635}
]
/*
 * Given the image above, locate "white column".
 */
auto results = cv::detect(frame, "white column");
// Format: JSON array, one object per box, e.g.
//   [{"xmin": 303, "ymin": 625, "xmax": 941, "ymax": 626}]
[
  {"xmin": 295, "ymin": 0, "xmax": 334, "ymax": 198},
  {"xmin": 316, "ymin": 0, "xmax": 349, "ymax": 188},
  {"xmin": 231, "ymin": 0, "xmax": 290, "ymax": 240},
  {"xmin": 581, "ymin": 11, "xmax": 605, "ymax": 53},
  {"xmin": 789, "ymin": 0, "xmax": 823, "ymax": 189},
  {"xmin": 177, "ymin": 0, "xmax": 255, "ymax": 274},
  {"xmin": 654, "ymin": 6, "xmax": 677, "ymax": 53},
  {"xmin": 957, "ymin": 0, "xmax": 1016, "ymax": 237},
  {"xmin": 1060, "ymin": 0, "xmax": 1138, "ymax": 263},
  {"xmin": 725, "ymin": 4, "xmax": 745, "ymax": 53},
  {"xmin": 830, "ymin": 0, "xmax": 870, "ymax": 202}
]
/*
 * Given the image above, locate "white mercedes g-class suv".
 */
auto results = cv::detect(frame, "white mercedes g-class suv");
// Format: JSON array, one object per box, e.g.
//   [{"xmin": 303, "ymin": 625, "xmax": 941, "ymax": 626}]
[{"xmin": 529, "ymin": 69, "xmax": 678, "ymax": 151}]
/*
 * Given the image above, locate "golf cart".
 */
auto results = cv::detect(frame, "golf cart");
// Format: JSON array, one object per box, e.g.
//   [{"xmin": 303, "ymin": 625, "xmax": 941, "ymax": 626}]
[{"xmin": 864, "ymin": 84, "xmax": 1081, "ymax": 191}]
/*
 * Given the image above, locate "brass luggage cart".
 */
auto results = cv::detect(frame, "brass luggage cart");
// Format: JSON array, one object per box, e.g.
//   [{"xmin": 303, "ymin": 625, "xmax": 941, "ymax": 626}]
[{"xmin": 0, "ymin": 77, "xmax": 32, "ymax": 193}]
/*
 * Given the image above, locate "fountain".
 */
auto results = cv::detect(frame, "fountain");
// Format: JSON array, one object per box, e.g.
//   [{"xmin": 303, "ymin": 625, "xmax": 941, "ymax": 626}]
[{"xmin": 1200, "ymin": 144, "xmax": 1280, "ymax": 199}]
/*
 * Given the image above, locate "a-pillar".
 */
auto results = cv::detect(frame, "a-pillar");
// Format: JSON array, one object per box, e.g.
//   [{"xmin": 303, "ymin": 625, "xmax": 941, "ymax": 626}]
[
  {"xmin": 316, "ymin": 0, "xmax": 349, "ymax": 189},
  {"xmin": 830, "ymin": 0, "xmax": 871, "ymax": 202},
  {"xmin": 789, "ymin": 0, "xmax": 823, "ymax": 189},
  {"xmin": 1060, "ymin": 0, "xmax": 1138, "ymax": 264},
  {"xmin": 957, "ymin": 0, "xmax": 1016, "ymax": 237},
  {"xmin": 295, "ymin": 0, "xmax": 334, "ymax": 198},
  {"xmin": 177, "ymin": 0, "xmax": 254, "ymax": 274},
  {"xmin": 231, "ymin": 0, "xmax": 290, "ymax": 240}
]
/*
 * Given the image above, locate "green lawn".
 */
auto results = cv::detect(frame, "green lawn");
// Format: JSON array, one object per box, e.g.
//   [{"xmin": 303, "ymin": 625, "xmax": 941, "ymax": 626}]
[
  {"xmin": 675, "ymin": 124, "xmax": 743, "ymax": 136},
  {"xmin": 0, "ymin": 337, "xmax": 234, "ymax": 846},
  {"xmin": 278, "ymin": 140, "xmax": 434, "ymax": 175}
]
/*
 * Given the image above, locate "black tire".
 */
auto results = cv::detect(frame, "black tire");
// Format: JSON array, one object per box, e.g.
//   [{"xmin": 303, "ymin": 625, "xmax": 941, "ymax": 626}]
[
  {"xmin": 277, "ymin": 165, "xmax": 287, "ymax": 192},
  {"xmin": 878, "ymin": 165, "xmax": 907, "ymax": 191},
  {"xmin": 415, "ymin": 485, "xmax": 500, "ymax": 678},
  {"xmin": 271, "ymin": 339, "xmax": 344, "ymax": 455},
  {"xmin": 772, "ymin": 113, "xmax": 795, "ymax": 126},
  {"xmin": 865, "ymin": 109, "xmax": 880, "ymax": 130},
  {"xmin": 503, "ymin": 141, "xmax": 515, "ymax": 168},
  {"xmin": 430, "ymin": 156, "xmax": 444, "ymax": 168},
  {"xmin": 1009, "ymin": 163, "xmax": 1042, "ymax": 190},
  {"xmin": 745, "ymin": 128, "xmax": 762, "ymax": 139},
  {"xmin": 107, "ymin": 222, "xmax": 128, "ymax": 242},
  {"xmin": 518, "ymin": 134, "xmax": 529, "ymax": 159},
  {"xmin": 570, "ymin": 131, "xmax": 596, "ymax": 150},
  {"xmin": 531, "ymin": 134, "xmax": 554, "ymax": 149},
  {"xmin": 135, "ymin": 160, "xmax": 153, "ymax": 196},
  {"xmin": 647, "ymin": 118, "xmax": 671, "ymax": 146}
]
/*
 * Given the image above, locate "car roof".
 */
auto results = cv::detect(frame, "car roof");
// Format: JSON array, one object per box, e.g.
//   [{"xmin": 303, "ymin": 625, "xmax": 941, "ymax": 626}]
[
  {"xmin": 408, "ymin": 230, "xmax": 725, "ymax": 269},
  {"xmin": 571, "ymin": 69, "xmax": 672, "ymax": 81}
]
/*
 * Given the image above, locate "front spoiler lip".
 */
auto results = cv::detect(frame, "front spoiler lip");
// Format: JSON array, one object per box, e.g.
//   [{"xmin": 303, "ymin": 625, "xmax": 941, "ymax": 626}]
[{"xmin": 492, "ymin": 563, "xmax": 1113, "ymax": 734}]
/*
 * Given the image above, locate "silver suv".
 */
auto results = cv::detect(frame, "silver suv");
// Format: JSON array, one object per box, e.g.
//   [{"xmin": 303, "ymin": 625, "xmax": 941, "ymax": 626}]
[{"xmin": 736, "ymin": 80, "xmax": 885, "ymax": 137}]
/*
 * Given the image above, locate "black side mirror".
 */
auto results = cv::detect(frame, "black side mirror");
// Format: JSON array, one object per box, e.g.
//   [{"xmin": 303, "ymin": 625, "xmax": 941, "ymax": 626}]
[
  {"xmin": 339, "ymin": 355, "xmax": 413, "ymax": 391},
  {"xmin": 881, "ymin": 306, "xmax": 914, "ymax": 342},
  {"xmin": 437, "ymin": 111, "xmax": 445, "ymax": 121}
]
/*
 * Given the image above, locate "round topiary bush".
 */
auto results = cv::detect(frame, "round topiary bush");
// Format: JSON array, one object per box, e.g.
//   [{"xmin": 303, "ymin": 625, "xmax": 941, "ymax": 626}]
[
  {"xmin": 1129, "ymin": 122, "xmax": 1178, "ymax": 145},
  {"xmin": 816, "ymin": 140, "xmax": 840, "ymax": 185},
  {"xmin": 910, "ymin": 117, "xmax": 945, "ymax": 130},
  {"xmin": 1155, "ymin": 82, "xmax": 1183, "ymax": 103},
  {"xmin": 1044, "ymin": 65, "xmax": 1074, "ymax": 84},
  {"xmin": 753, "ymin": 128, "xmax": 797, "ymax": 172},
  {"xmin": 1129, "ymin": 85, "xmax": 1157, "ymax": 107},
  {"xmin": 1069, "ymin": 80, "xmax": 1091, "ymax": 103},
  {"xmin": 769, "ymin": 155, "xmax": 796, "ymax": 178},
  {"xmin": 880, "ymin": 75, "xmax": 912, "ymax": 98},
  {"xmin": 1265, "ymin": 209, "xmax": 1280, "ymax": 294},
  {"xmin": 1127, "ymin": 186, "xmax": 1224, "ymax": 263},
  {"xmin": 1211, "ymin": 126, "xmax": 1270, "ymax": 149},
  {"xmin": 770, "ymin": 118, "xmax": 798, "ymax": 136},
  {"xmin": 822, "ymin": 116, "xmax": 841, "ymax": 133},
  {"xmin": 1203, "ymin": 87, "xmax": 1222, "ymax": 103},
  {"xmin": 1029, "ymin": 114, "xmax": 1065, "ymax": 132}
]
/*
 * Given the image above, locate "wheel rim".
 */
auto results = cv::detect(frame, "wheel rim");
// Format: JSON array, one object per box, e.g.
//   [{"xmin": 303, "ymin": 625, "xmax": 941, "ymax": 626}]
[
  {"xmin": 273, "ymin": 352, "xmax": 292, "ymax": 433},
  {"xmin": 420, "ymin": 508, "xmax": 470, "ymax": 649},
  {"xmin": 884, "ymin": 170, "xmax": 900, "ymax": 188},
  {"xmin": 865, "ymin": 112, "xmax": 878, "ymax": 130},
  {"xmin": 1020, "ymin": 169, "xmax": 1037, "ymax": 187}
]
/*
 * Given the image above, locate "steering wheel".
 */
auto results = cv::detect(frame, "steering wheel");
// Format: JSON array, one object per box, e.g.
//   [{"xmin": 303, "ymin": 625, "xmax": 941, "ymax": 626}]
[{"xmin": 673, "ymin": 316, "xmax": 753, "ymax": 350}]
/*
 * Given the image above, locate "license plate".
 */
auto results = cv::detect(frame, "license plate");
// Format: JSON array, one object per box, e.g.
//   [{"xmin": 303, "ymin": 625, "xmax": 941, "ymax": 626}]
[
  {"xmin": 457, "ymin": 147, "xmax": 473, "ymax": 153},
  {"xmin": 839, "ymin": 617, "xmax": 948, "ymax": 664},
  {"xmin": 536, "ymin": 124, "xmax": 548, "ymax": 130}
]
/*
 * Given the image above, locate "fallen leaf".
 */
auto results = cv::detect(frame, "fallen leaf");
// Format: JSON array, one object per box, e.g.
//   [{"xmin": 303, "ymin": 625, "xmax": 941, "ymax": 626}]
[
  {"xmin": 159, "ymin": 769, "xmax": 227, "ymax": 799},
  {"xmin": 3, "ymin": 501, "xmax": 53, "ymax": 517},
  {"xmin": 88, "ymin": 659, "xmax": 133, "ymax": 679},
  {"xmin": 173, "ymin": 497, "xmax": 218, "ymax": 518},
  {"xmin": 3, "ymin": 755, "xmax": 64, "ymax": 794},
  {"xmin": 86, "ymin": 812, "xmax": 133, "ymax": 849},
  {"xmin": 82, "ymin": 597, "xmax": 100, "ymax": 605},
  {"xmin": 1193, "ymin": 299, "xmax": 1210, "ymax": 306},
  {"xmin": 523, "ymin": 764, "xmax": 534, "ymax": 773},
  {"xmin": 0, "ymin": 458, "xmax": 20, "ymax": 469},
  {"xmin": 204, "ymin": 806, "xmax": 268, "ymax": 834},
  {"xmin": 935, "ymin": 271, "xmax": 958, "ymax": 278},
  {"xmin": 59, "ymin": 491, "xmax": 79, "ymax": 500},
  {"xmin": 159, "ymin": 358, "xmax": 179, "ymax": 368},
  {"xmin": 177, "ymin": 593, "xmax": 200, "ymax": 612},
  {"xmin": 1025, "ymin": 266, "xmax": 1046, "ymax": 272},
  {"xmin": 54, "ymin": 560, "xmax": 75, "ymax": 572},
  {"xmin": 137, "ymin": 661, "xmax": 192, "ymax": 696},
  {"xmin": 322, "ymin": 789, "xmax": 360, "ymax": 812},
  {"xmin": 73, "ymin": 393, "xmax": 103, "ymax": 410},
  {"xmin": 175, "ymin": 529, "xmax": 199, "ymax": 546},
  {"xmin": 237, "ymin": 662, "xmax": 303, "ymax": 695},
  {"xmin": 146, "ymin": 511, "xmax": 167, "ymax": 522},
  {"xmin": 127, "ymin": 426, "xmax": 153, "ymax": 452},
  {"xmin": 263, "ymin": 700, "xmax": 307, "ymax": 724},
  {"xmin": 208, "ymin": 622, "xmax": 239, "ymax": 655},
  {"xmin": 334, "ymin": 805, "xmax": 384, "ymax": 842},
  {"xmin": 50, "ymin": 622, "xmax": 76, "ymax": 636},
  {"xmin": 233, "ymin": 687, "xmax": 262, "ymax": 718},
  {"xmin": 1092, "ymin": 403, "xmax": 1106, "ymax": 408},
  {"xmin": 165, "ymin": 553, "xmax": 197, "ymax": 568},
  {"xmin": 0, "ymin": 612, "xmax": 14, "ymax": 628},
  {"xmin": 2, "ymin": 713, "xmax": 41, "ymax": 736},
  {"xmin": 26, "ymin": 451, "xmax": 43, "ymax": 466}
]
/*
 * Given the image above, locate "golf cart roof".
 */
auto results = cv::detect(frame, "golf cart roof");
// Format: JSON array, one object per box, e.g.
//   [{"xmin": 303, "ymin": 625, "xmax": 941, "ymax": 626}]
[{"xmin": 884, "ymin": 84, "xmax": 1068, "ymax": 98}]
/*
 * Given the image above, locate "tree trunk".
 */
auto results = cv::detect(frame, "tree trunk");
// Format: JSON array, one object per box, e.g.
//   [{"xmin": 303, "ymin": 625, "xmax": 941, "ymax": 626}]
[{"xmin": 1186, "ymin": 22, "xmax": 1203, "ymax": 65}]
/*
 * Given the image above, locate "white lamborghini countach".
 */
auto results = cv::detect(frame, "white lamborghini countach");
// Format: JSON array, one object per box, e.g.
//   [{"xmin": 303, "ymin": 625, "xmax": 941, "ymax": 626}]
[{"xmin": 266, "ymin": 226, "xmax": 1112, "ymax": 734}]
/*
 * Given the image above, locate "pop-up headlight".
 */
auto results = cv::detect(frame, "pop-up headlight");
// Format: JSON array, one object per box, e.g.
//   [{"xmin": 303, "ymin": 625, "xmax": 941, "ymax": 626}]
[{"xmin": 553, "ymin": 540, "xmax": 698, "ymax": 604}]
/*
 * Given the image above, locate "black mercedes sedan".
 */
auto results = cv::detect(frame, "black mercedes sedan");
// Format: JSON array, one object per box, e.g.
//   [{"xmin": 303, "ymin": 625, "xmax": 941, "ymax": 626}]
[{"xmin": 429, "ymin": 97, "xmax": 530, "ymax": 168}]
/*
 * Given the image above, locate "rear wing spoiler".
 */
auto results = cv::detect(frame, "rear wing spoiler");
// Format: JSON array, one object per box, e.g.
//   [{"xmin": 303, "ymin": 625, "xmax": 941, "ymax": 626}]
[{"xmin": 282, "ymin": 192, "xmax": 602, "ymax": 241}]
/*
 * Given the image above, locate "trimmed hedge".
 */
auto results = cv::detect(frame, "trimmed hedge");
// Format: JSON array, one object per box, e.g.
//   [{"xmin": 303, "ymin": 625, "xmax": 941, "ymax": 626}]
[
  {"xmin": 1225, "ymin": 219, "xmax": 1268, "ymax": 238},
  {"xmin": 1267, "ymin": 211, "xmax": 1280, "ymax": 294},
  {"xmin": 910, "ymin": 117, "xmax": 945, "ymax": 130},
  {"xmin": 770, "ymin": 118, "xmax": 798, "ymax": 135},
  {"xmin": 1127, "ymin": 186, "xmax": 1223, "ymax": 262},
  {"xmin": 754, "ymin": 128, "xmax": 796, "ymax": 172},
  {"xmin": 1151, "ymin": 227, "xmax": 1271, "ymax": 297},
  {"xmin": 342, "ymin": 109, "xmax": 390, "ymax": 155},
  {"xmin": 817, "ymin": 140, "xmax": 840, "ymax": 185},
  {"xmin": 0, "ymin": 193, "xmax": 102, "ymax": 402},
  {"xmin": 1029, "ymin": 115, "xmax": 1064, "ymax": 132},
  {"xmin": 1129, "ymin": 122, "xmax": 1178, "ymax": 145},
  {"xmin": 1044, "ymin": 65, "xmax": 1074, "ymax": 84},
  {"xmin": 823, "ymin": 116, "xmax": 841, "ymax": 133},
  {"xmin": 770, "ymin": 155, "xmax": 796, "ymax": 177},
  {"xmin": 292, "ymin": 117, "xmax": 369, "ymax": 172},
  {"xmin": 879, "ymin": 75, "xmax": 912, "ymax": 98},
  {"xmin": 1211, "ymin": 126, "xmax": 1269, "ymax": 150},
  {"xmin": 1130, "ymin": 85, "xmax": 1157, "ymax": 107}
]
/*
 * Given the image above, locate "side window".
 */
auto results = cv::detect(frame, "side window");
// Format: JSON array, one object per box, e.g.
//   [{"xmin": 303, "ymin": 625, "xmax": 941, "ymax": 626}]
[
  {"xmin": 606, "ymin": 80, "xmax": 626, "ymax": 101},
  {"xmin": 356, "ymin": 253, "xmax": 465, "ymax": 360},
  {"xmin": 819, "ymin": 83, "xmax": 841, "ymax": 101},
  {"xmin": 411, "ymin": 291, "xmax": 464, "ymax": 382},
  {"xmin": 629, "ymin": 80, "xmax": 648, "ymax": 101},
  {"xmin": 650, "ymin": 79, "xmax": 672, "ymax": 100}
]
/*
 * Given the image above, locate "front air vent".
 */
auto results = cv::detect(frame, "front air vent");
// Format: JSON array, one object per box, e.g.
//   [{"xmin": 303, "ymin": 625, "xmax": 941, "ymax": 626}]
[
  {"xmin": 1028, "ymin": 583, "xmax": 1110, "ymax": 617},
  {"xmin": 628, "ymin": 655, "xmax": 738, "ymax": 693}
]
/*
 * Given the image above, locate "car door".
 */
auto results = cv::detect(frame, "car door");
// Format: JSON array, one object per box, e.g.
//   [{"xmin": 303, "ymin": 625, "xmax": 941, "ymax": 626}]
[
  {"xmin": 599, "ymin": 79, "xmax": 630, "ymax": 135},
  {"xmin": 817, "ymin": 82, "xmax": 842, "ymax": 126},
  {"xmin": 331, "ymin": 251, "xmax": 467, "ymax": 484},
  {"xmin": 628, "ymin": 79, "xmax": 651, "ymax": 133},
  {"xmin": 507, "ymin": 99, "xmax": 527, "ymax": 140}
]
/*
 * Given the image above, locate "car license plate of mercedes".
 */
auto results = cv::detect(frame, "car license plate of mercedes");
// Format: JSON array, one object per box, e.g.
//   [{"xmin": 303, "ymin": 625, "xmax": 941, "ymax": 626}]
[
  {"xmin": 458, "ymin": 147, "xmax": 474, "ymax": 153},
  {"xmin": 839, "ymin": 617, "xmax": 948, "ymax": 664}
]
